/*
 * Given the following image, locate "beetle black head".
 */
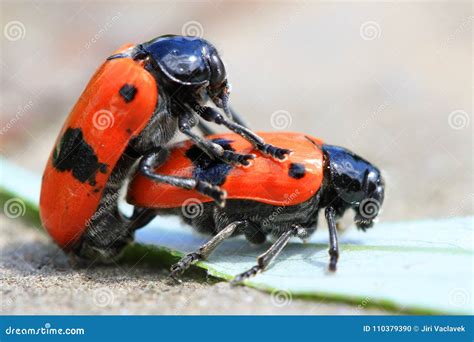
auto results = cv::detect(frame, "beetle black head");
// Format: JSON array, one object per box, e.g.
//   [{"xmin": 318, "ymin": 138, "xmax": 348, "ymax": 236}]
[
  {"xmin": 321, "ymin": 145, "xmax": 385, "ymax": 230},
  {"xmin": 110, "ymin": 35, "xmax": 230, "ymax": 115}
]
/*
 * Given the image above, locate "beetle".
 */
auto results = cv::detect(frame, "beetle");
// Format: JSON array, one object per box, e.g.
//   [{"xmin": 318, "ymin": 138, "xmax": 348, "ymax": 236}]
[
  {"xmin": 39, "ymin": 35, "xmax": 290, "ymax": 263},
  {"xmin": 126, "ymin": 132, "xmax": 385, "ymax": 283}
]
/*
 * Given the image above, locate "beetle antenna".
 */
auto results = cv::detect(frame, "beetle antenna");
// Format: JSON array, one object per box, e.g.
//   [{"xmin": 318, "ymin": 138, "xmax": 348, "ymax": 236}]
[
  {"xmin": 222, "ymin": 94, "xmax": 232, "ymax": 119},
  {"xmin": 106, "ymin": 52, "xmax": 130, "ymax": 60},
  {"xmin": 107, "ymin": 45, "xmax": 147, "ymax": 61}
]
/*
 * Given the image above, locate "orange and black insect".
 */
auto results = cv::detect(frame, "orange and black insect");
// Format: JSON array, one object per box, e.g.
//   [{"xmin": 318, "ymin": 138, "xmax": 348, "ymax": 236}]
[
  {"xmin": 39, "ymin": 35, "xmax": 290, "ymax": 262},
  {"xmin": 126, "ymin": 132, "xmax": 385, "ymax": 282}
]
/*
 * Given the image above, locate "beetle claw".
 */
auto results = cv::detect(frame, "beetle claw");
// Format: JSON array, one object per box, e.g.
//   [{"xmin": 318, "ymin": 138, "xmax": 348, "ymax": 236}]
[
  {"xmin": 221, "ymin": 150, "xmax": 255, "ymax": 167},
  {"xmin": 260, "ymin": 144, "xmax": 292, "ymax": 160},
  {"xmin": 167, "ymin": 272, "xmax": 183, "ymax": 284},
  {"xmin": 169, "ymin": 252, "xmax": 201, "ymax": 283},
  {"xmin": 195, "ymin": 181, "xmax": 227, "ymax": 207}
]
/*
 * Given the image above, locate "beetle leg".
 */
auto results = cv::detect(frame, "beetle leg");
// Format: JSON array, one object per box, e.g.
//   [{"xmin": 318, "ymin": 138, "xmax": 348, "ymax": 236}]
[
  {"xmin": 140, "ymin": 148, "xmax": 226, "ymax": 207},
  {"xmin": 179, "ymin": 113, "xmax": 255, "ymax": 166},
  {"xmin": 169, "ymin": 221, "xmax": 244, "ymax": 282},
  {"xmin": 325, "ymin": 207, "xmax": 340, "ymax": 271},
  {"xmin": 231, "ymin": 225, "xmax": 299, "ymax": 285},
  {"xmin": 195, "ymin": 101, "xmax": 249, "ymax": 137},
  {"xmin": 129, "ymin": 207, "xmax": 159, "ymax": 231},
  {"xmin": 197, "ymin": 106, "xmax": 292, "ymax": 160}
]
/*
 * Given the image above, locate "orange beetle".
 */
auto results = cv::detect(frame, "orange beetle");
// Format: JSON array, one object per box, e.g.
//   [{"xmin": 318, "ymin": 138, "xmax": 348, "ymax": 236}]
[
  {"xmin": 39, "ymin": 36, "xmax": 290, "ymax": 262},
  {"xmin": 126, "ymin": 132, "xmax": 385, "ymax": 282}
]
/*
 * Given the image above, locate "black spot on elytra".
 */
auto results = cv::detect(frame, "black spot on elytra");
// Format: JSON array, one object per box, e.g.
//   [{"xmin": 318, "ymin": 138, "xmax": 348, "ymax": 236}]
[
  {"xmin": 289, "ymin": 163, "xmax": 306, "ymax": 179},
  {"xmin": 52, "ymin": 127, "xmax": 107, "ymax": 186},
  {"xmin": 119, "ymin": 84, "xmax": 137, "ymax": 103},
  {"xmin": 185, "ymin": 138, "xmax": 234, "ymax": 185},
  {"xmin": 99, "ymin": 164, "xmax": 107, "ymax": 173}
]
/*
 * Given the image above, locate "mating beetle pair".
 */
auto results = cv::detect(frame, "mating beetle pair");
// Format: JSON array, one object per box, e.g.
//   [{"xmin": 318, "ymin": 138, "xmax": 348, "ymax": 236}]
[{"xmin": 39, "ymin": 35, "xmax": 384, "ymax": 282}]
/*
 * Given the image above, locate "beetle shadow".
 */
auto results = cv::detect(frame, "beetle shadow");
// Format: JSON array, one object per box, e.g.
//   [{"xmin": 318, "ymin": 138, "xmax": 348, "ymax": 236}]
[
  {"xmin": 186, "ymin": 230, "xmax": 371, "ymax": 274},
  {"xmin": 196, "ymin": 236, "xmax": 332, "ymax": 272},
  {"xmin": 1, "ymin": 239, "xmax": 71, "ymax": 276},
  {"xmin": 138, "ymin": 216, "xmax": 371, "ymax": 275},
  {"xmin": 3, "ymin": 216, "xmax": 369, "ymax": 283},
  {"xmin": 0, "ymin": 239, "xmax": 183, "ymax": 285}
]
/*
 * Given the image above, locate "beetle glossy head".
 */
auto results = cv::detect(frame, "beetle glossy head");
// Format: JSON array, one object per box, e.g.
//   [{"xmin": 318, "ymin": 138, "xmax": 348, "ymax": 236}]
[
  {"xmin": 322, "ymin": 145, "xmax": 385, "ymax": 230},
  {"xmin": 134, "ymin": 35, "xmax": 230, "ymax": 113}
]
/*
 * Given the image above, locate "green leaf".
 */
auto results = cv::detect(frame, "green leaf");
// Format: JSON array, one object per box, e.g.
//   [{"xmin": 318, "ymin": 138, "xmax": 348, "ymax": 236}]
[{"xmin": 1, "ymin": 157, "xmax": 472, "ymax": 314}]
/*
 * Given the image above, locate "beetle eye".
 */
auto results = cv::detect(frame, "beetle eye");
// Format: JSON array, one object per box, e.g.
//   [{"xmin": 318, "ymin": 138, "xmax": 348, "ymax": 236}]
[{"xmin": 208, "ymin": 48, "xmax": 226, "ymax": 87}]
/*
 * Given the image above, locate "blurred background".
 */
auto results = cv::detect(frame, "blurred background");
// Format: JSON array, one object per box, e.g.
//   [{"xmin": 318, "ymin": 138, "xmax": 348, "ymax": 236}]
[{"xmin": 0, "ymin": 1, "xmax": 472, "ymax": 314}]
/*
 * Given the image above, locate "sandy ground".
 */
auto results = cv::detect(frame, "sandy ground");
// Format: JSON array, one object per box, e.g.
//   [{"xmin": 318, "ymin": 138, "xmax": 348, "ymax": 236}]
[
  {"xmin": 1, "ymin": 1, "xmax": 472, "ymax": 314},
  {"xmin": 1, "ymin": 216, "xmax": 388, "ymax": 315}
]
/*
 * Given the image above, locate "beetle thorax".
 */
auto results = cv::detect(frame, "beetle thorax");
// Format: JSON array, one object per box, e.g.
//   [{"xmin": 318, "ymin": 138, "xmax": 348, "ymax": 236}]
[{"xmin": 133, "ymin": 93, "xmax": 178, "ymax": 153}]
